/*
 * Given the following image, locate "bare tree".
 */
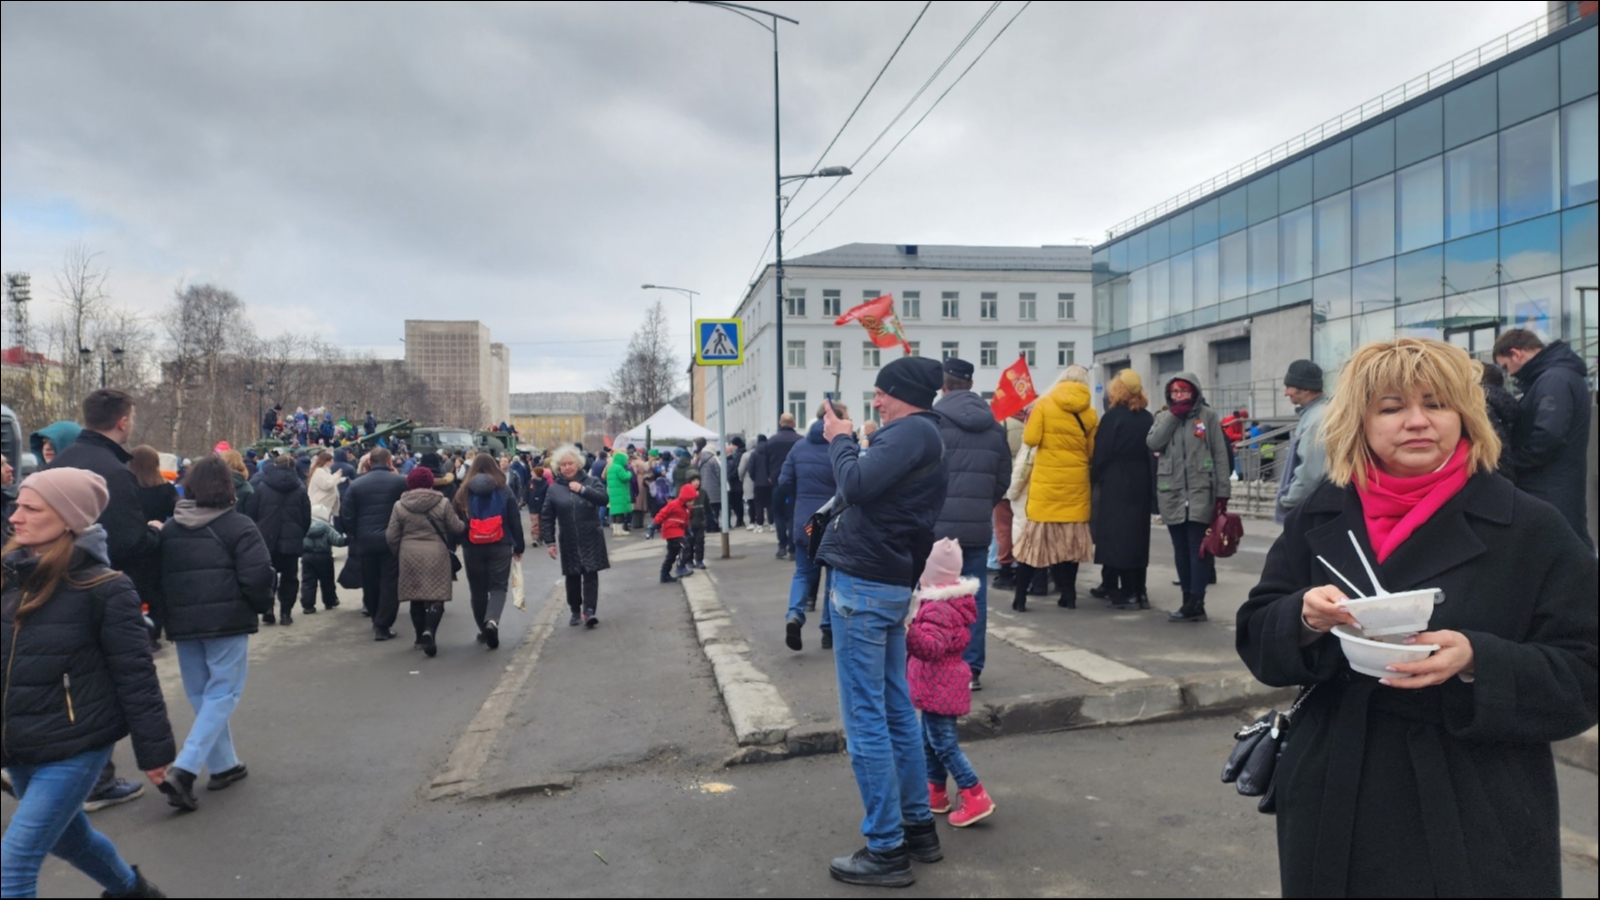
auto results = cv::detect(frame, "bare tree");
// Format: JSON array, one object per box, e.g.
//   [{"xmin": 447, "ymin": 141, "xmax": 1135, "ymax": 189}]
[
  {"xmin": 53, "ymin": 243, "xmax": 110, "ymax": 400},
  {"xmin": 160, "ymin": 284, "xmax": 249, "ymax": 449},
  {"xmin": 607, "ymin": 301, "xmax": 680, "ymax": 428}
]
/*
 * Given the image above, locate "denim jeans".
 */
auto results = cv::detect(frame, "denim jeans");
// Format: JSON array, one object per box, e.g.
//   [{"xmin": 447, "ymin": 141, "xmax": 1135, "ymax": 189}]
[
  {"xmin": 921, "ymin": 712, "xmax": 979, "ymax": 790},
  {"xmin": 1168, "ymin": 521, "xmax": 1214, "ymax": 599},
  {"xmin": 830, "ymin": 572, "xmax": 931, "ymax": 853},
  {"xmin": 959, "ymin": 546, "xmax": 989, "ymax": 676},
  {"xmin": 174, "ymin": 634, "xmax": 250, "ymax": 775},
  {"xmin": 784, "ymin": 541, "xmax": 832, "ymax": 632},
  {"xmin": 986, "ymin": 535, "xmax": 1000, "ymax": 571},
  {"xmin": 2, "ymin": 745, "xmax": 137, "ymax": 898}
]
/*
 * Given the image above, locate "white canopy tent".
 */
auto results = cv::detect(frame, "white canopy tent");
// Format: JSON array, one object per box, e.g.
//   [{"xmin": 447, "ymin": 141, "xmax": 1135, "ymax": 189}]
[{"xmin": 615, "ymin": 405, "xmax": 718, "ymax": 448}]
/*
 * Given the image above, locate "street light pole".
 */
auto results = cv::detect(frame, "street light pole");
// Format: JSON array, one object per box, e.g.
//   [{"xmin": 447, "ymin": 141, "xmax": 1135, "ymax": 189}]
[{"xmin": 641, "ymin": 284, "xmax": 700, "ymax": 420}]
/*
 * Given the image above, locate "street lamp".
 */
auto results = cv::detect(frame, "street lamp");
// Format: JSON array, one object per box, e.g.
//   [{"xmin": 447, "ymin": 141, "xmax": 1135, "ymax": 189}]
[
  {"xmin": 79, "ymin": 346, "xmax": 127, "ymax": 390},
  {"xmin": 245, "ymin": 378, "xmax": 277, "ymax": 440},
  {"xmin": 641, "ymin": 284, "xmax": 699, "ymax": 420}
]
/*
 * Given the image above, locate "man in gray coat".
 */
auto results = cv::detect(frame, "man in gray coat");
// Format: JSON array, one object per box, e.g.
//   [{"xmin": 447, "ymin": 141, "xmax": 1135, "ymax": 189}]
[
  {"xmin": 697, "ymin": 443, "xmax": 723, "ymax": 533},
  {"xmin": 1274, "ymin": 360, "xmax": 1329, "ymax": 524}
]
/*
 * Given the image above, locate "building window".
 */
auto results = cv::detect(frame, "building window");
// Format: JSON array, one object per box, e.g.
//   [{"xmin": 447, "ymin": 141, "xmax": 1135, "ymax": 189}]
[
  {"xmin": 786, "ymin": 340, "xmax": 806, "ymax": 368},
  {"xmin": 980, "ymin": 341, "xmax": 998, "ymax": 367},
  {"xmin": 862, "ymin": 342, "xmax": 881, "ymax": 368},
  {"xmin": 822, "ymin": 340, "xmax": 841, "ymax": 369},
  {"xmin": 902, "ymin": 291, "xmax": 921, "ymax": 319},
  {"xmin": 980, "ymin": 292, "xmax": 999, "ymax": 320},
  {"xmin": 1057, "ymin": 293, "xmax": 1076, "ymax": 320},
  {"xmin": 863, "ymin": 392, "xmax": 882, "ymax": 425},
  {"xmin": 787, "ymin": 391, "xmax": 807, "ymax": 422},
  {"xmin": 785, "ymin": 288, "xmax": 806, "ymax": 317},
  {"xmin": 863, "ymin": 289, "xmax": 882, "ymax": 302},
  {"xmin": 822, "ymin": 289, "xmax": 841, "ymax": 318},
  {"xmin": 1213, "ymin": 337, "xmax": 1252, "ymax": 387},
  {"xmin": 1019, "ymin": 292, "xmax": 1037, "ymax": 320},
  {"xmin": 941, "ymin": 292, "xmax": 960, "ymax": 319},
  {"xmin": 907, "ymin": 341, "xmax": 921, "ymax": 357},
  {"xmin": 941, "ymin": 341, "xmax": 960, "ymax": 361},
  {"xmin": 1058, "ymin": 341, "xmax": 1076, "ymax": 366},
  {"xmin": 1018, "ymin": 341, "xmax": 1036, "ymax": 366},
  {"xmin": 981, "ymin": 391, "xmax": 995, "ymax": 402}
]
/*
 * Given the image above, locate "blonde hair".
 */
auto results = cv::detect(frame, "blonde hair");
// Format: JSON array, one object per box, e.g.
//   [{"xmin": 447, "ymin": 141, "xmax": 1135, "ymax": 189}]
[
  {"xmin": 1322, "ymin": 338, "xmax": 1500, "ymax": 489},
  {"xmin": 218, "ymin": 449, "xmax": 249, "ymax": 480},
  {"xmin": 549, "ymin": 445, "xmax": 584, "ymax": 469},
  {"xmin": 1054, "ymin": 364, "xmax": 1090, "ymax": 388},
  {"xmin": 1107, "ymin": 375, "xmax": 1149, "ymax": 411},
  {"xmin": 815, "ymin": 401, "xmax": 849, "ymax": 420}
]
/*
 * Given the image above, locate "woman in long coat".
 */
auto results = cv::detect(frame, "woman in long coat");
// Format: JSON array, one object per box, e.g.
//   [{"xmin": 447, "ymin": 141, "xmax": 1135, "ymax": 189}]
[
  {"xmin": 386, "ymin": 466, "xmax": 463, "ymax": 658},
  {"xmin": 543, "ymin": 446, "xmax": 611, "ymax": 629},
  {"xmin": 1089, "ymin": 370, "xmax": 1155, "ymax": 610},
  {"xmin": 1237, "ymin": 338, "xmax": 1597, "ymax": 898},
  {"xmin": 1012, "ymin": 365, "xmax": 1098, "ymax": 610},
  {"xmin": 604, "ymin": 450, "xmax": 633, "ymax": 537}
]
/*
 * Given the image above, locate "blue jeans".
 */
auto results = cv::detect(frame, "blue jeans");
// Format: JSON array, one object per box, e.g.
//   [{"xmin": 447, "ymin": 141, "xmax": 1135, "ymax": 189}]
[
  {"xmin": 2, "ymin": 745, "xmax": 137, "ymax": 898},
  {"xmin": 830, "ymin": 572, "xmax": 931, "ymax": 853},
  {"xmin": 784, "ymin": 541, "xmax": 833, "ymax": 632},
  {"xmin": 921, "ymin": 712, "xmax": 979, "ymax": 790},
  {"xmin": 174, "ymin": 635, "xmax": 250, "ymax": 775},
  {"xmin": 986, "ymin": 535, "xmax": 1000, "ymax": 570},
  {"xmin": 960, "ymin": 546, "xmax": 989, "ymax": 676}
]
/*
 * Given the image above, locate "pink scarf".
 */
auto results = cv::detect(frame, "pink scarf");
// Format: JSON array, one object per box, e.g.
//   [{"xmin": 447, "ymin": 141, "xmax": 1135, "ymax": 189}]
[{"xmin": 1356, "ymin": 439, "xmax": 1471, "ymax": 563}]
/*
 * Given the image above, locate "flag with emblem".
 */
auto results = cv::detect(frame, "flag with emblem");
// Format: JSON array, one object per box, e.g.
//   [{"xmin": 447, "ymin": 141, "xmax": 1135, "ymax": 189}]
[
  {"xmin": 835, "ymin": 294, "xmax": 911, "ymax": 355},
  {"xmin": 989, "ymin": 355, "xmax": 1037, "ymax": 422}
]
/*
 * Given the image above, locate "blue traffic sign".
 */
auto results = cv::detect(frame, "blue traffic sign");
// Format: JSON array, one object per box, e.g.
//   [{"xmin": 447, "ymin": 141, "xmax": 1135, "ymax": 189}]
[{"xmin": 695, "ymin": 319, "xmax": 743, "ymax": 366}]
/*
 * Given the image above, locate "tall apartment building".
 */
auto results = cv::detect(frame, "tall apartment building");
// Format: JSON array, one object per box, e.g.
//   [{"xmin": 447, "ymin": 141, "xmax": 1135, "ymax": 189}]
[{"xmin": 403, "ymin": 320, "xmax": 511, "ymax": 426}]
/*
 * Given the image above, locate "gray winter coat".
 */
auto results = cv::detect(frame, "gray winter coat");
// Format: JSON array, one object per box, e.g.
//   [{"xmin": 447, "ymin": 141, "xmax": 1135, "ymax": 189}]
[
  {"xmin": 1274, "ymin": 393, "xmax": 1329, "ymax": 523},
  {"xmin": 932, "ymin": 390, "xmax": 1012, "ymax": 549},
  {"xmin": 1146, "ymin": 371, "xmax": 1231, "ymax": 526},
  {"xmin": 697, "ymin": 451, "xmax": 723, "ymax": 506}
]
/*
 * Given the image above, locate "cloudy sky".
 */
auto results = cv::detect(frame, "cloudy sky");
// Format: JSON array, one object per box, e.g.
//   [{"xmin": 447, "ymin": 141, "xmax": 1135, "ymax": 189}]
[{"xmin": 1, "ymin": 0, "xmax": 1544, "ymax": 391}]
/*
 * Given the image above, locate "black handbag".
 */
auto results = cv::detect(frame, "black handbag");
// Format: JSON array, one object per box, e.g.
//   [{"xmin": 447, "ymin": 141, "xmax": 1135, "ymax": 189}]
[
  {"xmin": 1222, "ymin": 685, "xmax": 1313, "ymax": 814},
  {"xmin": 337, "ymin": 552, "xmax": 363, "ymax": 590}
]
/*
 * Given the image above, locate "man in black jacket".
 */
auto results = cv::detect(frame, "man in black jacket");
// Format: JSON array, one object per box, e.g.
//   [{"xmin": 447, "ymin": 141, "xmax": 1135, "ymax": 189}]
[
  {"xmin": 760, "ymin": 415, "xmax": 804, "ymax": 559},
  {"xmin": 931, "ymin": 358, "xmax": 1011, "ymax": 691},
  {"xmin": 245, "ymin": 455, "xmax": 313, "ymax": 625},
  {"xmin": 44, "ymin": 389, "xmax": 162, "ymax": 811},
  {"xmin": 816, "ymin": 356, "xmax": 948, "ymax": 888},
  {"xmin": 746, "ymin": 434, "xmax": 770, "ymax": 531},
  {"xmin": 1494, "ymin": 330, "xmax": 1595, "ymax": 548},
  {"xmin": 341, "ymin": 448, "xmax": 408, "ymax": 639}
]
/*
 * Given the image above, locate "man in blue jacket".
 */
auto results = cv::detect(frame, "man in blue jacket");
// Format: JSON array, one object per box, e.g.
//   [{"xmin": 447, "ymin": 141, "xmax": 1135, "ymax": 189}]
[
  {"xmin": 778, "ymin": 402, "xmax": 849, "ymax": 652},
  {"xmin": 816, "ymin": 356, "xmax": 948, "ymax": 888}
]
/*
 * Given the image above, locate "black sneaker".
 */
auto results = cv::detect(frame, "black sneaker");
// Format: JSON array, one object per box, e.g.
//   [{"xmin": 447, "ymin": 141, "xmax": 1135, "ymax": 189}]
[
  {"xmin": 485, "ymin": 624, "xmax": 499, "ymax": 650},
  {"xmin": 584, "ymin": 611, "xmax": 599, "ymax": 629},
  {"xmin": 829, "ymin": 845, "xmax": 914, "ymax": 888},
  {"xmin": 902, "ymin": 818, "xmax": 944, "ymax": 863},
  {"xmin": 302, "ymin": 606, "xmax": 318, "ymax": 614},
  {"xmin": 969, "ymin": 671, "xmax": 982, "ymax": 692},
  {"xmin": 280, "ymin": 610, "xmax": 294, "ymax": 626},
  {"xmin": 569, "ymin": 611, "xmax": 582, "ymax": 627},
  {"xmin": 785, "ymin": 618, "xmax": 803, "ymax": 652},
  {"xmin": 475, "ymin": 631, "xmax": 488, "ymax": 644},
  {"xmin": 660, "ymin": 573, "xmax": 678, "ymax": 584},
  {"xmin": 158, "ymin": 767, "xmax": 199, "ymax": 812},
  {"xmin": 820, "ymin": 629, "xmax": 833, "ymax": 651},
  {"xmin": 206, "ymin": 764, "xmax": 249, "ymax": 791},
  {"xmin": 373, "ymin": 628, "xmax": 398, "ymax": 641}
]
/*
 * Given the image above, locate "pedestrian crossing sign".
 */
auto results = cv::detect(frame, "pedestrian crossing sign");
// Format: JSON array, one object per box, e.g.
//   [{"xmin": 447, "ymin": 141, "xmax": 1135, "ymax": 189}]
[{"xmin": 695, "ymin": 319, "xmax": 743, "ymax": 366}]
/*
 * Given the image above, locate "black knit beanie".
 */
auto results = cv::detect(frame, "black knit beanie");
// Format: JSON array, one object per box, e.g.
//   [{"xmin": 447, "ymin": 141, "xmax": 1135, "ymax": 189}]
[{"xmin": 875, "ymin": 356, "xmax": 944, "ymax": 410}]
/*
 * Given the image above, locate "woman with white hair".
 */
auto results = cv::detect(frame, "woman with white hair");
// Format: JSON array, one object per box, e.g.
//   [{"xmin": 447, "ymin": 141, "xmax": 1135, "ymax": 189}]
[
  {"xmin": 540, "ymin": 445, "xmax": 611, "ymax": 628},
  {"xmin": 1007, "ymin": 365, "xmax": 1098, "ymax": 611}
]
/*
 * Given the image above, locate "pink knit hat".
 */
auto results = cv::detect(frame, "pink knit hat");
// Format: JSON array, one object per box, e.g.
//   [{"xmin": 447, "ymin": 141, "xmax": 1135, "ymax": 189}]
[
  {"xmin": 20, "ymin": 468, "xmax": 109, "ymax": 534},
  {"xmin": 920, "ymin": 537, "xmax": 963, "ymax": 590}
]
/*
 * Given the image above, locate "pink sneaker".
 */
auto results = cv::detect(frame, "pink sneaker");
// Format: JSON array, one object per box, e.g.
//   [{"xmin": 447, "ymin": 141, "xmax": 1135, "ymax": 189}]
[
  {"xmin": 928, "ymin": 781, "xmax": 951, "ymax": 815},
  {"xmin": 949, "ymin": 784, "xmax": 995, "ymax": 827}
]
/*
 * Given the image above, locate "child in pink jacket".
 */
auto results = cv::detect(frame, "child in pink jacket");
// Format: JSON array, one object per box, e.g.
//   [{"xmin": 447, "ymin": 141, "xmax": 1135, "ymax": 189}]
[{"xmin": 907, "ymin": 538, "xmax": 995, "ymax": 827}]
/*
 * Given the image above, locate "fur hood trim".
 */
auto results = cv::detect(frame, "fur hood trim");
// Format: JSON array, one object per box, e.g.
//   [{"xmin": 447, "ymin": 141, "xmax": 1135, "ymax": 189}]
[{"xmin": 914, "ymin": 576, "xmax": 980, "ymax": 602}]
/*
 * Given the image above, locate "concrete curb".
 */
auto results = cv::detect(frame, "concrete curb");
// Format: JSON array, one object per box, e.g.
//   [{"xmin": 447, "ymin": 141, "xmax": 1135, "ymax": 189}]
[
  {"xmin": 1556, "ymin": 726, "xmax": 1598, "ymax": 775},
  {"xmin": 680, "ymin": 573, "xmax": 799, "ymax": 747}
]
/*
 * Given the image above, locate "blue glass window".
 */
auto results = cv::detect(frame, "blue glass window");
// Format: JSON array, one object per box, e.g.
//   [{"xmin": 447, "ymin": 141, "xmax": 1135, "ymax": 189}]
[
  {"xmin": 1279, "ymin": 277, "xmax": 1313, "ymax": 309},
  {"xmin": 1396, "ymin": 156, "xmax": 1444, "ymax": 252},
  {"xmin": 1280, "ymin": 157, "xmax": 1313, "ymax": 213},
  {"xmin": 1170, "ymin": 250, "xmax": 1195, "ymax": 314},
  {"xmin": 1314, "ymin": 269, "xmax": 1353, "ymax": 321},
  {"xmin": 1193, "ymin": 199, "xmax": 1219, "ymax": 245},
  {"xmin": 1220, "ymin": 297, "xmax": 1248, "ymax": 322},
  {"xmin": 1352, "ymin": 119, "xmax": 1395, "ymax": 186},
  {"xmin": 1314, "ymin": 139, "xmax": 1352, "ymax": 200},
  {"xmin": 1314, "ymin": 191, "xmax": 1351, "ymax": 275},
  {"xmin": 1313, "ymin": 317, "xmax": 1353, "ymax": 368},
  {"xmin": 1110, "ymin": 277, "xmax": 1129, "ymax": 330},
  {"xmin": 1355, "ymin": 308, "xmax": 1395, "ymax": 346},
  {"xmin": 1248, "ymin": 221, "xmax": 1278, "ymax": 293},
  {"xmin": 1280, "ymin": 205, "xmax": 1314, "ymax": 286},
  {"xmin": 1109, "ymin": 240, "xmax": 1127, "ymax": 275},
  {"xmin": 1445, "ymin": 74, "xmax": 1497, "ymax": 150},
  {"xmin": 1353, "ymin": 258, "xmax": 1395, "ymax": 315},
  {"xmin": 1093, "ymin": 282, "xmax": 1111, "ymax": 334},
  {"xmin": 1149, "ymin": 259, "xmax": 1171, "ymax": 320},
  {"xmin": 1129, "ymin": 268, "xmax": 1148, "ymax": 326},
  {"xmin": 1395, "ymin": 245, "xmax": 1444, "ymax": 305},
  {"xmin": 1499, "ymin": 46, "xmax": 1559, "ymax": 128},
  {"xmin": 1219, "ymin": 187, "xmax": 1247, "ymax": 235},
  {"xmin": 1445, "ymin": 134, "xmax": 1497, "ymax": 238},
  {"xmin": 1092, "ymin": 247, "xmax": 1110, "ymax": 281},
  {"xmin": 1170, "ymin": 209, "xmax": 1195, "ymax": 254},
  {"xmin": 1396, "ymin": 98, "xmax": 1443, "ymax": 168},
  {"xmin": 1396, "ymin": 299, "xmax": 1444, "ymax": 339},
  {"xmin": 1564, "ymin": 95, "xmax": 1598, "ymax": 207},
  {"xmin": 1499, "ymin": 211, "xmax": 1562, "ymax": 282},
  {"xmin": 1194, "ymin": 240, "xmax": 1219, "ymax": 307},
  {"xmin": 1146, "ymin": 220, "xmax": 1169, "ymax": 264},
  {"xmin": 1220, "ymin": 231, "xmax": 1248, "ymax": 301},
  {"xmin": 1445, "ymin": 287, "xmax": 1499, "ymax": 330},
  {"xmin": 1127, "ymin": 229, "xmax": 1148, "ymax": 270},
  {"xmin": 1352, "ymin": 174, "xmax": 1395, "ymax": 265},
  {"xmin": 1561, "ymin": 25, "xmax": 1598, "ymax": 105},
  {"xmin": 1248, "ymin": 172, "xmax": 1278, "ymax": 225},
  {"xmin": 1501, "ymin": 111, "xmax": 1560, "ymax": 225},
  {"xmin": 1501, "ymin": 273, "xmax": 1559, "ymax": 339},
  {"xmin": 1444, "ymin": 231, "xmax": 1499, "ymax": 295},
  {"xmin": 1249, "ymin": 289, "xmax": 1279, "ymax": 315},
  {"xmin": 1563, "ymin": 202, "xmax": 1598, "ymax": 269}
]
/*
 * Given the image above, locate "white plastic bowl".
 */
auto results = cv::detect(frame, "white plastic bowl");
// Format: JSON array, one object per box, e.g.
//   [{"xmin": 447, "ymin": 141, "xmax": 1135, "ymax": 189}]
[
  {"xmin": 1332, "ymin": 625, "xmax": 1439, "ymax": 679},
  {"xmin": 1338, "ymin": 588, "xmax": 1441, "ymax": 637}
]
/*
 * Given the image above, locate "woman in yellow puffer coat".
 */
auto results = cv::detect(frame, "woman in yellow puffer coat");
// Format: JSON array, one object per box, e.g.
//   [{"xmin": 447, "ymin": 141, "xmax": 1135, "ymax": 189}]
[{"xmin": 1011, "ymin": 365, "xmax": 1098, "ymax": 611}]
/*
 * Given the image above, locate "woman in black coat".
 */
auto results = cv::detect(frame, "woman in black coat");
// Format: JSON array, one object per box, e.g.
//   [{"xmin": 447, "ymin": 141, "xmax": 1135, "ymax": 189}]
[
  {"xmin": 1090, "ymin": 370, "xmax": 1156, "ymax": 610},
  {"xmin": 1, "ymin": 468, "xmax": 173, "ymax": 898},
  {"xmin": 541, "ymin": 446, "xmax": 610, "ymax": 629},
  {"xmin": 1237, "ymin": 338, "xmax": 1598, "ymax": 898}
]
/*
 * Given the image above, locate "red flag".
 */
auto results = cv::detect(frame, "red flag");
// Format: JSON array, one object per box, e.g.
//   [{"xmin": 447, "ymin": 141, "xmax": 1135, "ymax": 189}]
[
  {"xmin": 989, "ymin": 355, "xmax": 1037, "ymax": 422},
  {"xmin": 835, "ymin": 294, "xmax": 912, "ymax": 355}
]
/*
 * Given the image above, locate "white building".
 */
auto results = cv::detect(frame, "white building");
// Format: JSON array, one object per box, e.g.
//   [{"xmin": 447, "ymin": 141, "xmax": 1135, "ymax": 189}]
[{"xmin": 708, "ymin": 243, "xmax": 1094, "ymax": 441}]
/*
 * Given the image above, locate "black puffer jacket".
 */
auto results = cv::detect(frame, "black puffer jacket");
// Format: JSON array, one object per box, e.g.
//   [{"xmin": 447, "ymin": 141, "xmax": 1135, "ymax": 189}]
[
  {"xmin": 1510, "ymin": 341, "xmax": 1594, "ymax": 545},
  {"xmin": 341, "ymin": 468, "xmax": 408, "ymax": 556},
  {"xmin": 160, "ymin": 501, "xmax": 275, "ymax": 639},
  {"xmin": 1483, "ymin": 382, "xmax": 1520, "ymax": 476},
  {"xmin": 45, "ymin": 431, "xmax": 160, "ymax": 574},
  {"xmin": 1, "ymin": 528, "xmax": 175, "ymax": 770},
  {"xmin": 932, "ymin": 390, "xmax": 1012, "ymax": 549},
  {"xmin": 245, "ymin": 463, "xmax": 312, "ymax": 557},
  {"xmin": 540, "ymin": 473, "xmax": 610, "ymax": 577},
  {"xmin": 817, "ymin": 412, "xmax": 948, "ymax": 588}
]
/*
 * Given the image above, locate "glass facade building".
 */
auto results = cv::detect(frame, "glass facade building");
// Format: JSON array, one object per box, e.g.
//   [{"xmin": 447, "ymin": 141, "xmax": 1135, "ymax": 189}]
[{"xmin": 1093, "ymin": 16, "xmax": 1597, "ymax": 390}]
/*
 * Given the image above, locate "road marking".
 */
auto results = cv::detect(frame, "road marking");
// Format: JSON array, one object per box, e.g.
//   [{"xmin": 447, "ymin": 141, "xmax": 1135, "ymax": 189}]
[
  {"xmin": 427, "ymin": 582, "xmax": 562, "ymax": 801},
  {"xmin": 987, "ymin": 617, "xmax": 1151, "ymax": 684},
  {"xmin": 681, "ymin": 570, "xmax": 798, "ymax": 746}
]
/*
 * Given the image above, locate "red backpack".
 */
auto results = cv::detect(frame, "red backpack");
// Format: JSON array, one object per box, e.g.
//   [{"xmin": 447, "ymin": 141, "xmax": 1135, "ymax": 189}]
[{"xmin": 468, "ymin": 490, "xmax": 506, "ymax": 545}]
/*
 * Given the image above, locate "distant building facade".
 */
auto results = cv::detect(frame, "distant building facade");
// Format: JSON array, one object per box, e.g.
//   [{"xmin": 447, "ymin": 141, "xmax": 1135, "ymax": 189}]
[
  {"xmin": 403, "ymin": 320, "xmax": 511, "ymax": 426},
  {"xmin": 510, "ymin": 391, "xmax": 616, "ymax": 451}
]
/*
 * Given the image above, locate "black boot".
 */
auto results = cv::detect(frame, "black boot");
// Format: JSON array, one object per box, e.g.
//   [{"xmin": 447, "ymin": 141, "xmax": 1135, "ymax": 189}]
[
  {"xmin": 992, "ymin": 564, "xmax": 1015, "ymax": 590},
  {"xmin": 1053, "ymin": 562, "xmax": 1077, "ymax": 609},
  {"xmin": 829, "ymin": 844, "xmax": 915, "ymax": 888},
  {"xmin": 1012, "ymin": 564, "xmax": 1032, "ymax": 612},
  {"xmin": 1168, "ymin": 592, "xmax": 1208, "ymax": 623},
  {"xmin": 1029, "ymin": 567, "xmax": 1050, "ymax": 596},
  {"xmin": 158, "ymin": 767, "xmax": 198, "ymax": 812},
  {"xmin": 102, "ymin": 866, "xmax": 166, "ymax": 899},
  {"xmin": 1136, "ymin": 591, "xmax": 1152, "ymax": 610},
  {"xmin": 902, "ymin": 818, "xmax": 944, "ymax": 863}
]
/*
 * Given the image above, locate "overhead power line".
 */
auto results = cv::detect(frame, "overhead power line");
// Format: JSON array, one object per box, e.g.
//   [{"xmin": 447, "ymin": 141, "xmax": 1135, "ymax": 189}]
[{"xmin": 788, "ymin": 0, "xmax": 1033, "ymax": 253}]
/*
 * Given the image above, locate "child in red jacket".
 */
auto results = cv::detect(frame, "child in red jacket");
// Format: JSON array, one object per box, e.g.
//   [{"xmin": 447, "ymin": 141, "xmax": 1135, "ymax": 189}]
[
  {"xmin": 908, "ymin": 538, "xmax": 994, "ymax": 827},
  {"xmin": 653, "ymin": 481, "xmax": 697, "ymax": 583}
]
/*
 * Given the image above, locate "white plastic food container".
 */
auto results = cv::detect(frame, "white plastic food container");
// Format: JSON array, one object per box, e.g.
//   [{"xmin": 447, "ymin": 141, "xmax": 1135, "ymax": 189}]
[
  {"xmin": 1332, "ymin": 625, "xmax": 1440, "ymax": 680},
  {"xmin": 1339, "ymin": 588, "xmax": 1442, "ymax": 637}
]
